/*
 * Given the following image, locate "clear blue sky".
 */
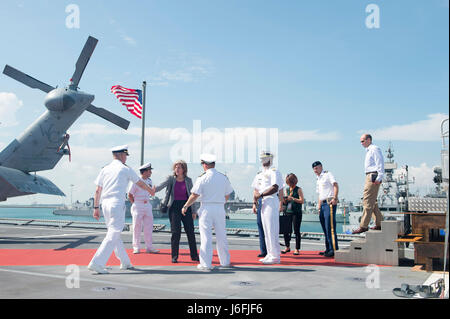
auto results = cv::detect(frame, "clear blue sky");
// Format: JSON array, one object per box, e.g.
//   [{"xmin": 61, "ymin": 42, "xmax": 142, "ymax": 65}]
[{"xmin": 0, "ymin": 0, "xmax": 448, "ymax": 204}]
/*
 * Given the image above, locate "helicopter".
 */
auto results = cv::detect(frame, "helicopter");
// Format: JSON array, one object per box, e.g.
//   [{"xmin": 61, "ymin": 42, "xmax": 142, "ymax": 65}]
[{"xmin": 0, "ymin": 35, "xmax": 130, "ymax": 201}]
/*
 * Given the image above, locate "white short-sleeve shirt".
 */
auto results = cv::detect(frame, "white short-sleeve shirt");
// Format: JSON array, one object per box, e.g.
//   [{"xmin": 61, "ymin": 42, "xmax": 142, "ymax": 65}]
[
  {"xmin": 316, "ymin": 171, "xmax": 337, "ymax": 201},
  {"xmin": 251, "ymin": 166, "xmax": 283, "ymax": 200},
  {"xmin": 128, "ymin": 178, "xmax": 152, "ymax": 203},
  {"xmin": 95, "ymin": 159, "xmax": 140, "ymax": 202},
  {"xmin": 191, "ymin": 168, "xmax": 233, "ymax": 204}
]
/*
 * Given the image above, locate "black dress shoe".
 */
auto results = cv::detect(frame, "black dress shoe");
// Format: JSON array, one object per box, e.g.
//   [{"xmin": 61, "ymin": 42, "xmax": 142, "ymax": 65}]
[
  {"xmin": 257, "ymin": 253, "xmax": 267, "ymax": 258},
  {"xmin": 191, "ymin": 256, "xmax": 200, "ymax": 262},
  {"xmin": 324, "ymin": 252, "xmax": 335, "ymax": 258},
  {"xmin": 172, "ymin": 258, "xmax": 178, "ymax": 263},
  {"xmin": 319, "ymin": 251, "xmax": 326, "ymax": 255},
  {"xmin": 352, "ymin": 227, "xmax": 369, "ymax": 234}
]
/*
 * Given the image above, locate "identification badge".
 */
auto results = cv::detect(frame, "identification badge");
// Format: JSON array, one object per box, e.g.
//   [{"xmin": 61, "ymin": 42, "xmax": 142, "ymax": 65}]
[{"xmin": 287, "ymin": 202, "xmax": 293, "ymax": 211}]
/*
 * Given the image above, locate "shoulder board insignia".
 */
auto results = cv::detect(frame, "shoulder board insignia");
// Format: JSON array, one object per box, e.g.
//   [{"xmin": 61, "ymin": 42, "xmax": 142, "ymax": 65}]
[
  {"xmin": 217, "ymin": 171, "xmax": 230, "ymax": 179},
  {"xmin": 198, "ymin": 172, "xmax": 206, "ymax": 177},
  {"xmin": 271, "ymin": 167, "xmax": 277, "ymax": 171}
]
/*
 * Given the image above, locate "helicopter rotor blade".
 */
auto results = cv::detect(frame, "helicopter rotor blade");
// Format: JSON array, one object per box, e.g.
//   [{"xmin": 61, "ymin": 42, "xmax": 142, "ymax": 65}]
[
  {"xmin": 86, "ymin": 104, "xmax": 130, "ymax": 130},
  {"xmin": 3, "ymin": 65, "xmax": 54, "ymax": 93},
  {"xmin": 70, "ymin": 36, "xmax": 98, "ymax": 87}
]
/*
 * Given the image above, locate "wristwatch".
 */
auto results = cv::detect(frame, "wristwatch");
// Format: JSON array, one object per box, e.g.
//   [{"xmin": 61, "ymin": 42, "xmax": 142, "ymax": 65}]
[{"xmin": 94, "ymin": 206, "xmax": 99, "ymax": 209}]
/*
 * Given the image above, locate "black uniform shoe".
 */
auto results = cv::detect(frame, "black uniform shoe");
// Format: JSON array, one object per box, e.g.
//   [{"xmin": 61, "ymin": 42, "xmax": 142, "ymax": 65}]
[
  {"xmin": 257, "ymin": 253, "xmax": 267, "ymax": 258},
  {"xmin": 172, "ymin": 258, "xmax": 178, "ymax": 263},
  {"xmin": 324, "ymin": 252, "xmax": 335, "ymax": 258}
]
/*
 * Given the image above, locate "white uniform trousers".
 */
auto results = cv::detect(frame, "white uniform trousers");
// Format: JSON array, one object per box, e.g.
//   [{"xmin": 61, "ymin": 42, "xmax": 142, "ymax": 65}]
[
  {"xmin": 261, "ymin": 197, "xmax": 281, "ymax": 263},
  {"xmin": 198, "ymin": 203, "xmax": 230, "ymax": 268},
  {"xmin": 131, "ymin": 202, "xmax": 154, "ymax": 250},
  {"xmin": 90, "ymin": 199, "xmax": 131, "ymax": 267}
]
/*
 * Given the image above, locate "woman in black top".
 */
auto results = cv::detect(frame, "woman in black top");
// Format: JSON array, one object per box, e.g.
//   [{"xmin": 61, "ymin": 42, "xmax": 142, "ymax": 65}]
[{"xmin": 281, "ymin": 173, "xmax": 304, "ymax": 255}]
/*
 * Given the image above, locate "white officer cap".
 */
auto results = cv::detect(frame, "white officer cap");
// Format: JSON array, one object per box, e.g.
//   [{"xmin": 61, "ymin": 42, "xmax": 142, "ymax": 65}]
[
  {"xmin": 111, "ymin": 144, "xmax": 129, "ymax": 155},
  {"xmin": 200, "ymin": 153, "xmax": 216, "ymax": 164},
  {"xmin": 139, "ymin": 162, "xmax": 153, "ymax": 170},
  {"xmin": 259, "ymin": 150, "xmax": 274, "ymax": 164}
]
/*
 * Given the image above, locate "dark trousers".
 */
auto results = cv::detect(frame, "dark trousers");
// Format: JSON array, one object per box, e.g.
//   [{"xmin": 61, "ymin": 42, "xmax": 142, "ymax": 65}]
[
  {"xmin": 169, "ymin": 200, "xmax": 199, "ymax": 260},
  {"xmin": 319, "ymin": 202, "xmax": 339, "ymax": 253},
  {"xmin": 256, "ymin": 198, "xmax": 267, "ymax": 255},
  {"xmin": 283, "ymin": 212, "xmax": 302, "ymax": 250}
]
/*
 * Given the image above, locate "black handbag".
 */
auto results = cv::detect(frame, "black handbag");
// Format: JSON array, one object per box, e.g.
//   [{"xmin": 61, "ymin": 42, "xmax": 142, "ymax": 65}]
[{"xmin": 279, "ymin": 213, "xmax": 292, "ymax": 234}]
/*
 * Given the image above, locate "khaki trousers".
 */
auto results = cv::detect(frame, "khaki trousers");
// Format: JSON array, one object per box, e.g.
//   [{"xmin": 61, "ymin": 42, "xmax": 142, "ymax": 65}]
[{"xmin": 360, "ymin": 174, "xmax": 383, "ymax": 228}]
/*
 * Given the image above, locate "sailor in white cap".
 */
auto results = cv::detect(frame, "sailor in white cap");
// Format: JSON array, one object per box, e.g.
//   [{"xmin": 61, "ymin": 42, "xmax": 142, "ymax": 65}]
[
  {"xmin": 88, "ymin": 145, "xmax": 156, "ymax": 274},
  {"xmin": 251, "ymin": 151, "xmax": 283, "ymax": 264},
  {"xmin": 128, "ymin": 162, "xmax": 160, "ymax": 254},
  {"xmin": 181, "ymin": 153, "xmax": 234, "ymax": 271}
]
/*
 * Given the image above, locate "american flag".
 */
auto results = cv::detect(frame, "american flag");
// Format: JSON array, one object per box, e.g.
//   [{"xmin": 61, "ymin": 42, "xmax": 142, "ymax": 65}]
[{"xmin": 111, "ymin": 85, "xmax": 143, "ymax": 119}]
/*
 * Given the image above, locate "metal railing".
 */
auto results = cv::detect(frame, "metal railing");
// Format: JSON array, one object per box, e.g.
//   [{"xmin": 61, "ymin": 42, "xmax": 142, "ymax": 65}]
[{"xmin": 0, "ymin": 217, "xmax": 363, "ymax": 241}]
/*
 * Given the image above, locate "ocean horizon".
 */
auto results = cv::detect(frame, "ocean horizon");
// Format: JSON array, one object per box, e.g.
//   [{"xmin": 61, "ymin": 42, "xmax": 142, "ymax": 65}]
[{"xmin": 0, "ymin": 206, "xmax": 347, "ymax": 233}]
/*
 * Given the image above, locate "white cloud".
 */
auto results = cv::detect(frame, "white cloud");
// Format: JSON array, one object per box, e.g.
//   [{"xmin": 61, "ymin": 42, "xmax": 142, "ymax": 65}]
[
  {"xmin": 127, "ymin": 127, "xmax": 178, "ymax": 144},
  {"xmin": 72, "ymin": 122, "xmax": 340, "ymax": 144},
  {"xmin": 408, "ymin": 163, "xmax": 435, "ymax": 188},
  {"xmin": 69, "ymin": 123, "xmax": 124, "ymax": 138},
  {"xmin": 150, "ymin": 53, "xmax": 214, "ymax": 85},
  {"xmin": 279, "ymin": 129, "xmax": 341, "ymax": 143},
  {"xmin": 0, "ymin": 92, "xmax": 23, "ymax": 127},
  {"xmin": 111, "ymin": 23, "xmax": 137, "ymax": 46},
  {"xmin": 121, "ymin": 34, "xmax": 137, "ymax": 46},
  {"xmin": 361, "ymin": 113, "xmax": 449, "ymax": 141},
  {"xmin": 392, "ymin": 162, "xmax": 444, "ymax": 197}
]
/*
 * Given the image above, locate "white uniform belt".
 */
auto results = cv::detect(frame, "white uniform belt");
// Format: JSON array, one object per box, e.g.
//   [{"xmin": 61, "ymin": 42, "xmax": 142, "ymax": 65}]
[
  {"xmin": 133, "ymin": 200, "xmax": 150, "ymax": 204},
  {"xmin": 101, "ymin": 197, "xmax": 123, "ymax": 204}
]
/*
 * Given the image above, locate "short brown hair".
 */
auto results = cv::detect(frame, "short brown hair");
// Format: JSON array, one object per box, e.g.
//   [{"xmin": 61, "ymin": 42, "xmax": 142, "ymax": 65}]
[
  {"xmin": 286, "ymin": 173, "xmax": 298, "ymax": 186},
  {"xmin": 172, "ymin": 160, "xmax": 188, "ymax": 177}
]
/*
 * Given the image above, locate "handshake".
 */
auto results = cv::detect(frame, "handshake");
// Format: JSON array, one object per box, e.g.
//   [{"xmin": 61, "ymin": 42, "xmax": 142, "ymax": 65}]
[{"xmin": 148, "ymin": 185, "xmax": 156, "ymax": 196}]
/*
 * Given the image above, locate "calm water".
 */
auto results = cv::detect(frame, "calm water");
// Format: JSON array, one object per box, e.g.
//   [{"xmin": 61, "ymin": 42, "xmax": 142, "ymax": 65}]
[{"xmin": 0, "ymin": 207, "xmax": 345, "ymax": 233}]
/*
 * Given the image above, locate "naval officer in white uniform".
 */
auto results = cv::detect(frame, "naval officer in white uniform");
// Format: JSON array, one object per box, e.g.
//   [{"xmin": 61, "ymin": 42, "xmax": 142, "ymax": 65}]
[
  {"xmin": 128, "ymin": 162, "xmax": 160, "ymax": 254},
  {"xmin": 181, "ymin": 154, "xmax": 234, "ymax": 271},
  {"xmin": 88, "ymin": 145, "xmax": 155, "ymax": 274},
  {"xmin": 251, "ymin": 151, "xmax": 284, "ymax": 264}
]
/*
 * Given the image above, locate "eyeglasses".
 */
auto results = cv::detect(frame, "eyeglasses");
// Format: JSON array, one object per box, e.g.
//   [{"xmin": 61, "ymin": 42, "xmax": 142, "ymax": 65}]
[{"xmin": 360, "ymin": 139, "xmax": 366, "ymax": 143}]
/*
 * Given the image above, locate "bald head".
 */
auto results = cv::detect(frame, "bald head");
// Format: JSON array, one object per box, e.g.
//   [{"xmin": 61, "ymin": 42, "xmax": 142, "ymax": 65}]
[{"xmin": 360, "ymin": 133, "xmax": 372, "ymax": 148}]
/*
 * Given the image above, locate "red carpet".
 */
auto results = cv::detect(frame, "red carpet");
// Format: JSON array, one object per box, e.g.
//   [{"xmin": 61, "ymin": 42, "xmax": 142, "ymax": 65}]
[{"xmin": 0, "ymin": 249, "xmax": 368, "ymax": 267}]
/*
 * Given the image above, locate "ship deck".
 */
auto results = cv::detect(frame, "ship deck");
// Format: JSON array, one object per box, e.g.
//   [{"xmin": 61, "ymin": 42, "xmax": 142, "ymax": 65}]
[{"xmin": 0, "ymin": 221, "xmax": 447, "ymax": 304}]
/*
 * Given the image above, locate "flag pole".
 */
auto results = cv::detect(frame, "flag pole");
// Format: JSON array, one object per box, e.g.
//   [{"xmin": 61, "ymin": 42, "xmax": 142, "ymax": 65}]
[{"xmin": 140, "ymin": 81, "xmax": 147, "ymax": 166}]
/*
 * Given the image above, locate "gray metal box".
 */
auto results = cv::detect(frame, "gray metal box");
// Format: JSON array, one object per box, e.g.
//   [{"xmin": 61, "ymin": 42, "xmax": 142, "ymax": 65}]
[{"xmin": 408, "ymin": 197, "xmax": 447, "ymax": 212}]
